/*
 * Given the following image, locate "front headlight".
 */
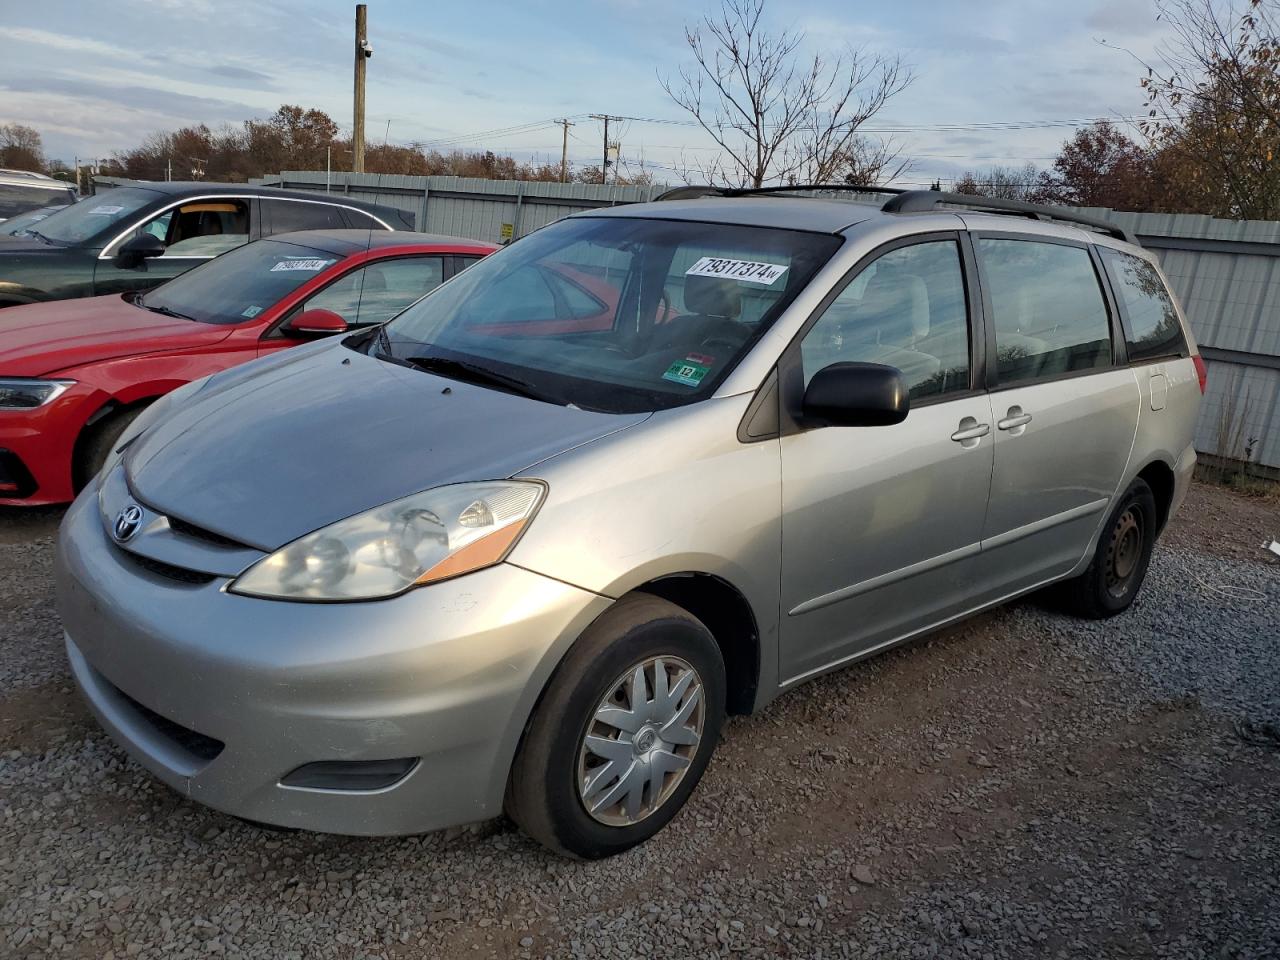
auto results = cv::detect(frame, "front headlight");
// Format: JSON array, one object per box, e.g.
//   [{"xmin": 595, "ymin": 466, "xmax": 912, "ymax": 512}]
[
  {"xmin": 229, "ymin": 480, "xmax": 545, "ymax": 601},
  {"xmin": 0, "ymin": 378, "xmax": 75, "ymax": 409}
]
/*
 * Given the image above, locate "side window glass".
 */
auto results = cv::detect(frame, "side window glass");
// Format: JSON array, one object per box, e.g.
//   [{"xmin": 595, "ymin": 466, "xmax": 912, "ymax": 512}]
[
  {"xmin": 801, "ymin": 240, "xmax": 971, "ymax": 400},
  {"xmin": 461, "ymin": 264, "xmax": 559, "ymax": 325},
  {"xmin": 144, "ymin": 211, "xmax": 172, "ymax": 241},
  {"xmin": 545, "ymin": 269, "xmax": 608, "ymax": 320},
  {"xmin": 265, "ymin": 199, "xmax": 348, "ymax": 234},
  {"xmin": 977, "ymin": 239, "xmax": 1112, "ymax": 383},
  {"xmin": 1100, "ymin": 249, "xmax": 1186, "ymax": 362},
  {"xmin": 136, "ymin": 199, "xmax": 250, "ymax": 258},
  {"xmin": 302, "ymin": 257, "xmax": 445, "ymax": 327}
]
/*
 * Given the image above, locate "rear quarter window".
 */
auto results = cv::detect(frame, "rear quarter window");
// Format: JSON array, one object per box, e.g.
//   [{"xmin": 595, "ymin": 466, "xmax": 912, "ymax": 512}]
[{"xmin": 1100, "ymin": 249, "xmax": 1188, "ymax": 363}]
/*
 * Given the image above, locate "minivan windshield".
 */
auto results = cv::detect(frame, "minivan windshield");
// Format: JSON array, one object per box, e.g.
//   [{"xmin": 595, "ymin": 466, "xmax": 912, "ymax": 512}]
[
  {"xmin": 375, "ymin": 216, "xmax": 841, "ymax": 412},
  {"xmin": 138, "ymin": 238, "xmax": 343, "ymax": 324},
  {"xmin": 31, "ymin": 186, "xmax": 161, "ymax": 245}
]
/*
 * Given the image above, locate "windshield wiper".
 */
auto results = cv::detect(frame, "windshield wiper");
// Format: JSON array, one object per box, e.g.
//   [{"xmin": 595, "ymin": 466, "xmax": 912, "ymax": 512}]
[
  {"xmin": 140, "ymin": 301, "xmax": 196, "ymax": 321},
  {"xmin": 25, "ymin": 229, "xmax": 52, "ymax": 245},
  {"xmin": 404, "ymin": 355, "xmax": 563, "ymax": 405}
]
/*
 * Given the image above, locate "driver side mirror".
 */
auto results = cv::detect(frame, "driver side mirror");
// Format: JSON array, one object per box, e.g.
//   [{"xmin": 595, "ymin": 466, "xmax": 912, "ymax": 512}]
[
  {"xmin": 284, "ymin": 308, "xmax": 349, "ymax": 337},
  {"xmin": 802, "ymin": 362, "xmax": 909, "ymax": 427},
  {"xmin": 115, "ymin": 233, "xmax": 166, "ymax": 268}
]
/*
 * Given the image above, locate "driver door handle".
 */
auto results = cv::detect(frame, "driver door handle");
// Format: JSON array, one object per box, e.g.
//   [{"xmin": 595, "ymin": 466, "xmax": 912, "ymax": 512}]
[{"xmin": 951, "ymin": 421, "xmax": 991, "ymax": 442}]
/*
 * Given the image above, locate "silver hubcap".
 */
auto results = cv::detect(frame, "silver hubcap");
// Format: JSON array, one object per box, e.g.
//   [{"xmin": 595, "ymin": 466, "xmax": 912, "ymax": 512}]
[{"xmin": 577, "ymin": 656, "xmax": 705, "ymax": 827}]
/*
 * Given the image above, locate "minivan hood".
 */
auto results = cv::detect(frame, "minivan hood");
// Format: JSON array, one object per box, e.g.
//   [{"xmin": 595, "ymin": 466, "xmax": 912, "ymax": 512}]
[{"xmin": 127, "ymin": 342, "xmax": 650, "ymax": 550}]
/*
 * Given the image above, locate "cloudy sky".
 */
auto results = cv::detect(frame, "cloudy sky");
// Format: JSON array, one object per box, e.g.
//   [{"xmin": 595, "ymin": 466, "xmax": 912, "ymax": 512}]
[{"xmin": 0, "ymin": 0, "xmax": 1177, "ymax": 185}]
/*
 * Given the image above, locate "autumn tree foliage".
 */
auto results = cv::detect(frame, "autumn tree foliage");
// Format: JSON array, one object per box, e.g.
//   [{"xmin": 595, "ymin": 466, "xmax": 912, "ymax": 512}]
[
  {"xmin": 99, "ymin": 105, "xmax": 574, "ymax": 183},
  {"xmin": 0, "ymin": 124, "xmax": 45, "ymax": 172}
]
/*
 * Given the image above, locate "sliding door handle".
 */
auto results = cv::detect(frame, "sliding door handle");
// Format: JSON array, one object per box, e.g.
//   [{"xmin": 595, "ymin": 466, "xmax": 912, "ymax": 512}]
[{"xmin": 997, "ymin": 412, "xmax": 1033, "ymax": 430}]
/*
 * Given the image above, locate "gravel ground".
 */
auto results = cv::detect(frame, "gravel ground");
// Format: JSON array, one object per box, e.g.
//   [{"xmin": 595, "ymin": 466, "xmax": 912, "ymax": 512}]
[{"xmin": 1, "ymin": 482, "xmax": 1278, "ymax": 959}]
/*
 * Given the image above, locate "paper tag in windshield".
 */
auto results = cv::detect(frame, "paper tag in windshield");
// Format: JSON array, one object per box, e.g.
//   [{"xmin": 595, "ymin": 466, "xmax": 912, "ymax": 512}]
[
  {"xmin": 270, "ymin": 258, "xmax": 333, "ymax": 272},
  {"xmin": 87, "ymin": 205, "xmax": 124, "ymax": 216},
  {"xmin": 662, "ymin": 355, "xmax": 713, "ymax": 388},
  {"xmin": 686, "ymin": 256, "xmax": 788, "ymax": 285},
  {"xmin": 241, "ymin": 305, "xmax": 263, "ymax": 318}
]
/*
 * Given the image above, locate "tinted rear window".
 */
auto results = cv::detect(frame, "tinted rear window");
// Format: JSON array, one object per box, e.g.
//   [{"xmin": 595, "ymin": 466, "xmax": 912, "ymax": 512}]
[{"xmin": 1100, "ymin": 249, "xmax": 1187, "ymax": 362}]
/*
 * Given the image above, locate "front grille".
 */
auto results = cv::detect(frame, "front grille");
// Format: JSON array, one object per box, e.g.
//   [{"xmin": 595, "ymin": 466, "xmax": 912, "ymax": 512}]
[
  {"xmin": 168, "ymin": 516, "xmax": 250, "ymax": 549},
  {"xmin": 111, "ymin": 680, "xmax": 225, "ymax": 763},
  {"xmin": 0, "ymin": 449, "xmax": 37, "ymax": 498},
  {"xmin": 118, "ymin": 549, "xmax": 217, "ymax": 585}
]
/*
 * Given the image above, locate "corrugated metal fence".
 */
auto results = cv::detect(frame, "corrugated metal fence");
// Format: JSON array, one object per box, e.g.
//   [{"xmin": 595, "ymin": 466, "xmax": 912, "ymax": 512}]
[
  {"xmin": 245, "ymin": 173, "xmax": 1280, "ymax": 468},
  {"xmin": 1077, "ymin": 208, "xmax": 1280, "ymax": 470},
  {"xmin": 252, "ymin": 171, "xmax": 666, "ymax": 244}
]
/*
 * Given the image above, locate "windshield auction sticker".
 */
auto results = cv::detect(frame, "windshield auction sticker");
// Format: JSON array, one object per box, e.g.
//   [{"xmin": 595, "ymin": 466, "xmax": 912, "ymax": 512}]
[
  {"xmin": 270, "ymin": 258, "xmax": 334, "ymax": 272},
  {"xmin": 662, "ymin": 354, "xmax": 714, "ymax": 387},
  {"xmin": 686, "ymin": 256, "xmax": 789, "ymax": 285}
]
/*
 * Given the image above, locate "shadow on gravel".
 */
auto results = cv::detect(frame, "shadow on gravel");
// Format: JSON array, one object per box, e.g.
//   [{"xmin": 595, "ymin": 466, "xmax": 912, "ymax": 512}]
[{"xmin": 0, "ymin": 505, "xmax": 65, "ymax": 544}]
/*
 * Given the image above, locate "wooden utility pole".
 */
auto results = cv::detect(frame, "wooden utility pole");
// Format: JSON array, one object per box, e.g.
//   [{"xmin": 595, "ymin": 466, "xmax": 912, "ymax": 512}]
[
  {"xmin": 588, "ymin": 114, "xmax": 622, "ymax": 184},
  {"xmin": 558, "ymin": 119, "xmax": 574, "ymax": 183},
  {"xmin": 353, "ymin": 3, "xmax": 368, "ymax": 173}
]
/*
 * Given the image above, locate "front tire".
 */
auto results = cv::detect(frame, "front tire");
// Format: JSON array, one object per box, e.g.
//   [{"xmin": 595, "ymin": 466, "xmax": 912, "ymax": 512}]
[
  {"xmin": 1057, "ymin": 478, "xmax": 1158, "ymax": 619},
  {"xmin": 74, "ymin": 407, "xmax": 144, "ymax": 492},
  {"xmin": 506, "ymin": 594, "xmax": 726, "ymax": 859}
]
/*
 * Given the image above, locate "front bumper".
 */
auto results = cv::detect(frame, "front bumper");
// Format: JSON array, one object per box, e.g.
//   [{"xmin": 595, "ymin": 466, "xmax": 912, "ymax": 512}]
[
  {"xmin": 56, "ymin": 484, "xmax": 611, "ymax": 835},
  {"xmin": 0, "ymin": 384, "xmax": 103, "ymax": 506}
]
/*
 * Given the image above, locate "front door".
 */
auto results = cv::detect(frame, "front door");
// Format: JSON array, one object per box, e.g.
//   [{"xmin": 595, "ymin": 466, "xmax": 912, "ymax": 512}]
[
  {"xmin": 94, "ymin": 197, "xmax": 253, "ymax": 296},
  {"xmin": 778, "ymin": 235, "xmax": 994, "ymax": 683},
  {"xmin": 969, "ymin": 236, "xmax": 1140, "ymax": 598}
]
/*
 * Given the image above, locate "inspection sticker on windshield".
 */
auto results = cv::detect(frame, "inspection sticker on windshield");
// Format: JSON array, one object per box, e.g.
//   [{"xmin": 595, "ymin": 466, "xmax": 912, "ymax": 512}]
[
  {"xmin": 686, "ymin": 256, "xmax": 788, "ymax": 285},
  {"xmin": 662, "ymin": 354, "xmax": 714, "ymax": 388},
  {"xmin": 87, "ymin": 205, "xmax": 124, "ymax": 216},
  {"xmin": 270, "ymin": 258, "xmax": 333, "ymax": 272},
  {"xmin": 241, "ymin": 305, "xmax": 263, "ymax": 318}
]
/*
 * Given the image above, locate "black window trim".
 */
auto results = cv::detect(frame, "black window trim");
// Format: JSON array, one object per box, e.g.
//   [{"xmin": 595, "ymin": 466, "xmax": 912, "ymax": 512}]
[
  {"xmin": 266, "ymin": 252, "xmax": 447, "ymax": 339},
  {"xmin": 1096, "ymin": 246, "xmax": 1190, "ymax": 366},
  {"xmin": 969, "ymin": 230, "xmax": 1125, "ymax": 393},
  {"xmin": 772, "ymin": 230, "xmax": 985, "ymax": 439}
]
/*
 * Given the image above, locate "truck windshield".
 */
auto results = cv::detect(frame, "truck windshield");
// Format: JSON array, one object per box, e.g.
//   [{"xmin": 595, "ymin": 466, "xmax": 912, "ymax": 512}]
[
  {"xmin": 375, "ymin": 215, "xmax": 841, "ymax": 413},
  {"xmin": 32, "ymin": 187, "xmax": 161, "ymax": 245},
  {"xmin": 0, "ymin": 183, "xmax": 75, "ymax": 220}
]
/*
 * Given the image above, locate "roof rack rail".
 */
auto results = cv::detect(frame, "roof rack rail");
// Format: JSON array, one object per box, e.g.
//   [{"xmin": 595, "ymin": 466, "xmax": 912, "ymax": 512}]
[
  {"xmin": 654, "ymin": 183, "xmax": 909, "ymax": 202},
  {"xmin": 881, "ymin": 190, "xmax": 1136, "ymax": 245}
]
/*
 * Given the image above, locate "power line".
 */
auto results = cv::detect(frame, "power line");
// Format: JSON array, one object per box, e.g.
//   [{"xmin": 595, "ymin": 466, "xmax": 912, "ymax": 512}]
[{"xmin": 608, "ymin": 114, "xmax": 1167, "ymax": 133}]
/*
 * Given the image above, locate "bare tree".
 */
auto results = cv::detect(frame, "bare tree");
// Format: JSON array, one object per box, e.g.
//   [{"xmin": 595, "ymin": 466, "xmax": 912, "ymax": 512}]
[
  {"xmin": 660, "ymin": 0, "xmax": 912, "ymax": 188},
  {"xmin": 952, "ymin": 163, "xmax": 1047, "ymax": 202}
]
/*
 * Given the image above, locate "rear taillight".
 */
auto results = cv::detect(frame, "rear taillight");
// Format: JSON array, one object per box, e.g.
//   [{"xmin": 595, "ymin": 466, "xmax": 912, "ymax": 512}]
[{"xmin": 1192, "ymin": 355, "xmax": 1208, "ymax": 394}]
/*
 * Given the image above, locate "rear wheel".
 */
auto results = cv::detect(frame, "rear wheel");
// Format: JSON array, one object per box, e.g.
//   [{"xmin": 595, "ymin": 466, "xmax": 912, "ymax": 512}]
[
  {"xmin": 1057, "ymin": 478, "xmax": 1158, "ymax": 618},
  {"xmin": 506, "ymin": 594, "xmax": 725, "ymax": 859},
  {"xmin": 74, "ymin": 407, "xmax": 144, "ymax": 492}
]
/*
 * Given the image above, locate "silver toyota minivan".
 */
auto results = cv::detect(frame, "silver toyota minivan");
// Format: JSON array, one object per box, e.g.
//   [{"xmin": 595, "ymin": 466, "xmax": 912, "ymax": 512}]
[{"xmin": 56, "ymin": 188, "xmax": 1204, "ymax": 858}]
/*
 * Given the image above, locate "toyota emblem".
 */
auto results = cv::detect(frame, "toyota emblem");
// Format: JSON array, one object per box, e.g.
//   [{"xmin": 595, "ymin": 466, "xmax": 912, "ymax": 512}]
[{"xmin": 113, "ymin": 504, "xmax": 143, "ymax": 543}]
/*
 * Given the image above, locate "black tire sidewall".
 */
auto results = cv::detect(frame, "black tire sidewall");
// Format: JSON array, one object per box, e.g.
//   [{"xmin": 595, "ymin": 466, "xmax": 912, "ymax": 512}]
[
  {"xmin": 75, "ymin": 407, "xmax": 143, "ymax": 491},
  {"xmin": 512, "ymin": 596, "xmax": 726, "ymax": 859},
  {"xmin": 1092, "ymin": 479, "xmax": 1158, "ymax": 614}
]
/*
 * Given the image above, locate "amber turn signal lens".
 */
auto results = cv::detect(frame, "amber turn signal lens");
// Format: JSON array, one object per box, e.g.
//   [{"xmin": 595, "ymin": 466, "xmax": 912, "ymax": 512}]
[{"xmin": 414, "ymin": 519, "xmax": 528, "ymax": 586}]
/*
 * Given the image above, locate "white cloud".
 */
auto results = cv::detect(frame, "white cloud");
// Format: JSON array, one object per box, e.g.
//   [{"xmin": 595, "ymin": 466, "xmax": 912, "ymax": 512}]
[{"xmin": 7, "ymin": 27, "xmax": 128, "ymax": 58}]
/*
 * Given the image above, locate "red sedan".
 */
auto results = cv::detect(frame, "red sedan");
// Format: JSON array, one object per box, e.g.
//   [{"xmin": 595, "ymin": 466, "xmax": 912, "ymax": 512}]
[{"xmin": 0, "ymin": 230, "xmax": 495, "ymax": 505}]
